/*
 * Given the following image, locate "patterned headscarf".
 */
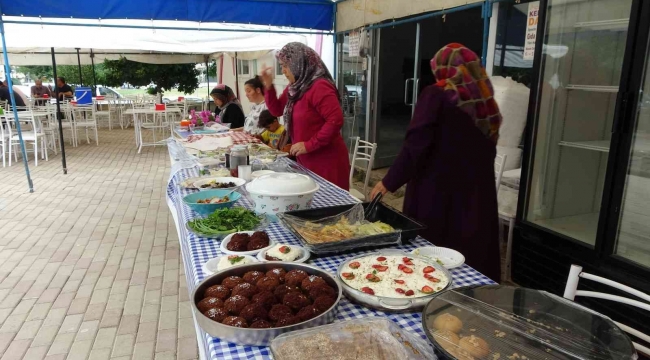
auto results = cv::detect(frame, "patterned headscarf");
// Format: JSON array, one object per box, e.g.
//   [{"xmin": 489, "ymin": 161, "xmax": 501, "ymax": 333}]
[
  {"xmin": 431, "ymin": 43, "xmax": 502, "ymax": 143},
  {"xmin": 276, "ymin": 42, "xmax": 339, "ymax": 133}
]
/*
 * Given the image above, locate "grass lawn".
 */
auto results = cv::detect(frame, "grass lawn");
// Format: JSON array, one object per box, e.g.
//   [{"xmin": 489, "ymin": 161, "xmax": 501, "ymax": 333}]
[{"xmin": 115, "ymin": 87, "xmax": 212, "ymax": 99}]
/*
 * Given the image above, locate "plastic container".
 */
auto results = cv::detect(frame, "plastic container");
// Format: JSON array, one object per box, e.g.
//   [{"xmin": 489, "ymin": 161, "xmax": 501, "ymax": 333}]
[
  {"xmin": 155, "ymin": 103, "xmax": 166, "ymax": 111},
  {"xmin": 245, "ymin": 173, "xmax": 319, "ymax": 218},
  {"xmin": 74, "ymin": 87, "xmax": 92, "ymax": 105},
  {"xmin": 270, "ymin": 317, "xmax": 435, "ymax": 360},
  {"xmin": 422, "ymin": 285, "xmax": 637, "ymax": 360},
  {"xmin": 278, "ymin": 202, "xmax": 425, "ymax": 254}
]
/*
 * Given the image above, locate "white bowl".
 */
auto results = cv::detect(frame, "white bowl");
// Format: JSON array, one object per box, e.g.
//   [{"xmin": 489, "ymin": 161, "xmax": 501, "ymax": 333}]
[
  {"xmin": 256, "ymin": 244, "xmax": 310, "ymax": 263},
  {"xmin": 410, "ymin": 247, "xmax": 465, "ymax": 269},
  {"xmin": 251, "ymin": 170, "xmax": 275, "ymax": 179},
  {"xmin": 220, "ymin": 231, "xmax": 276, "ymax": 256},
  {"xmin": 194, "ymin": 177, "xmax": 246, "ymax": 191},
  {"xmin": 245, "ymin": 173, "xmax": 319, "ymax": 216},
  {"xmin": 202, "ymin": 254, "xmax": 258, "ymax": 276}
]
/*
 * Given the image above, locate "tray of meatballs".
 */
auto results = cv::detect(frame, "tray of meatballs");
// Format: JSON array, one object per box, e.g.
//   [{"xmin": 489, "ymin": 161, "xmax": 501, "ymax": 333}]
[{"xmin": 192, "ymin": 262, "xmax": 342, "ymax": 346}]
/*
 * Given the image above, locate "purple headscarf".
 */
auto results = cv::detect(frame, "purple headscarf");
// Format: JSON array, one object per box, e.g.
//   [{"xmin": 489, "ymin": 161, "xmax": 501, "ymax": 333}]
[{"xmin": 276, "ymin": 42, "xmax": 339, "ymax": 132}]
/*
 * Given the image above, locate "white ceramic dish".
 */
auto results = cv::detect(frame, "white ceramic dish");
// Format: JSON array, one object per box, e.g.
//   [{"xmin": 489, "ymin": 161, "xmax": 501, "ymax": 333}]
[
  {"xmin": 245, "ymin": 173, "xmax": 319, "ymax": 217},
  {"xmin": 220, "ymin": 231, "xmax": 276, "ymax": 256},
  {"xmin": 256, "ymin": 244, "xmax": 310, "ymax": 263},
  {"xmin": 194, "ymin": 177, "xmax": 246, "ymax": 191},
  {"xmin": 410, "ymin": 247, "xmax": 465, "ymax": 269},
  {"xmin": 202, "ymin": 254, "xmax": 258, "ymax": 276}
]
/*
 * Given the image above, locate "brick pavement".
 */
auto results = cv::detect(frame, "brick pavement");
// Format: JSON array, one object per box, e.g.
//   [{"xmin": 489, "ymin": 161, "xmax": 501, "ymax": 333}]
[{"xmin": 0, "ymin": 129, "xmax": 198, "ymax": 360}]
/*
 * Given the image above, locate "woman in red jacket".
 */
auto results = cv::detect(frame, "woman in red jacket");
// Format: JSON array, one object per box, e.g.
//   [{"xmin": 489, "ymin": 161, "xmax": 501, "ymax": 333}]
[{"xmin": 260, "ymin": 42, "xmax": 350, "ymax": 190}]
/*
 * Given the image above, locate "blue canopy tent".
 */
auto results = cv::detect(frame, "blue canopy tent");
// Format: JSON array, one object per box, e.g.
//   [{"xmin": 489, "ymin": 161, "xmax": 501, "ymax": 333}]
[{"xmin": 0, "ymin": 0, "xmax": 336, "ymax": 192}]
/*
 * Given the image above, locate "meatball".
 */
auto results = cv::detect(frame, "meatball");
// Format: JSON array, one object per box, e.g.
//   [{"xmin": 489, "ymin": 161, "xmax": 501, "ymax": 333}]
[
  {"xmin": 222, "ymin": 316, "xmax": 248, "ymax": 328},
  {"xmin": 197, "ymin": 297, "xmax": 224, "ymax": 313},
  {"xmin": 266, "ymin": 268, "xmax": 286, "ymax": 282},
  {"xmin": 204, "ymin": 285, "xmax": 230, "ymax": 300},
  {"xmin": 231, "ymin": 283, "xmax": 258, "ymax": 299},
  {"xmin": 313, "ymin": 296, "xmax": 336, "ymax": 312},
  {"xmin": 222, "ymin": 276, "xmax": 245, "ymax": 290},
  {"xmin": 256, "ymin": 276, "xmax": 280, "ymax": 292},
  {"xmin": 250, "ymin": 231, "xmax": 270, "ymax": 244},
  {"xmin": 224, "ymin": 295, "xmax": 250, "ymax": 315},
  {"xmin": 274, "ymin": 284, "xmax": 301, "ymax": 300},
  {"xmin": 252, "ymin": 291, "xmax": 278, "ymax": 310},
  {"xmin": 283, "ymin": 292, "xmax": 311, "ymax": 311},
  {"xmin": 276, "ymin": 316, "xmax": 302, "ymax": 327},
  {"xmin": 297, "ymin": 305, "xmax": 322, "ymax": 321},
  {"xmin": 308, "ymin": 284, "xmax": 337, "ymax": 301},
  {"xmin": 204, "ymin": 307, "xmax": 228, "ymax": 323},
  {"xmin": 301, "ymin": 275, "xmax": 327, "ymax": 292},
  {"xmin": 243, "ymin": 271, "xmax": 265, "ymax": 285},
  {"xmin": 247, "ymin": 236, "xmax": 269, "ymax": 251},
  {"xmin": 226, "ymin": 233, "xmax": 250, "ymax": 252},
  {"xmin": 249, "ymin": 320, "xmax": 273, "ymax": 329},
  {"xmin": 268, "ymin": 304, "xmax": 293, "ymax": 322},
  {"xmin": 239, "ymin": 303, "xmax": 268, "ymax": 322},
  {"xmin": 284, "ymin": 269, "xmax": 309, "ymax": 287}
]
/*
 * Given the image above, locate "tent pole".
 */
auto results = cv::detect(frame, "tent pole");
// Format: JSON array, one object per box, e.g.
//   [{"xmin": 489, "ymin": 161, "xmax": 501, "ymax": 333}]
[
  {"xmin": 90, "ymin": 49, "xmax": 97, "ymax": 93},
  {"xmin": 0, "ymin": 14, "xmax": 34, "ymax": 192},
  {"xmin": 76, "ymin": 48, "xmax": 83, "ymax": 86},
  {"xmin": 51, "ymin": 47, "xmax": 68, "ymax": 175},
  {"xmin": 481, "ymin": 1, "xmax": 491, "ymax": 66},
  {"xmin": 234, "ymin": 52, "xmax": 240, "ymax": 100},
  {"xmin": 332, "ymin": 2, "xmax": 337, "ymax": 81},
  {"xmin": 206, "ymin": 58, "xmax": 210, "ymax": 100}
]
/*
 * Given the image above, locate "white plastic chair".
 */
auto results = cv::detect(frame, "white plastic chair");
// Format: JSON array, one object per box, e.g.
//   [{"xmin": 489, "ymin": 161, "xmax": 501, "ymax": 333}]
[
  {"xmin": 494, "ymin": 154, "xmax": 507, "ymax": 192},
  {"xmin": 348, "ymin": 136, "xmax": 377, "ymax": 201},
  {"xmin": 7, "ymin": 111, "xmax": 48, "ymax": 166},
  {"xmin": 494, "ymin": 153, "xmax": 513, "ymax": 281},
  {"xmin": 564, "ymin": 264, "xmax": 650, "ymax": 356},
  {"xmin": 93, "ymin": 98, "xmax": 113, "ymax": 130},
  {"xmin": 73, "ymin": 106, "xmax": 98, "ymax": 145},
  {"xmin": 0, "ymin": 116, "xmax": 10, "ymax": 167}
]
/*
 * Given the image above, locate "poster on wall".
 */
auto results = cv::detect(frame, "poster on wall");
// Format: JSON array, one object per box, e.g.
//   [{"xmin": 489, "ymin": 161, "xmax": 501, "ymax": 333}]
[
  {"xmin": 349, "ymin": 30, "xmax": 361, "ymax": 57},
  {"xmin": 523, "ymin": 1, "xmax": 540, "ymax": 60}
]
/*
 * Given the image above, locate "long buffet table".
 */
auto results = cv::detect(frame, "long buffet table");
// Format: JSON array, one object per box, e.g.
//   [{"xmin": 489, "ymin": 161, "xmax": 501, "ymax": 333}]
[{"xmin": 165, "ymin": 136, "xmax": 496, "ymax": 359}]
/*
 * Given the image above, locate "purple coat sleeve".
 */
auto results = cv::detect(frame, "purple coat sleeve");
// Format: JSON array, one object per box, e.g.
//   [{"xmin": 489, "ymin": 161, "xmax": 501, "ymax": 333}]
[{"xmin": 382, "ymin": 86, "xmax": 444, "ymax": 192}]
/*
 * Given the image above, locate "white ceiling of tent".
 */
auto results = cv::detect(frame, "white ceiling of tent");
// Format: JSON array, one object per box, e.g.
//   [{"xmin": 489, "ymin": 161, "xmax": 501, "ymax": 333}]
[{"xmin": 0, "ymin": 17, "xmax": 312, "ymax": 65}]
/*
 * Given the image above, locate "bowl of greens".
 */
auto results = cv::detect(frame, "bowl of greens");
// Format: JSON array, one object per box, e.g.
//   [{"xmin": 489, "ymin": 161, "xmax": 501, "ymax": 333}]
[{"xmin": 186, "ymin": 207, "xmax": 269, "ymax": 239}]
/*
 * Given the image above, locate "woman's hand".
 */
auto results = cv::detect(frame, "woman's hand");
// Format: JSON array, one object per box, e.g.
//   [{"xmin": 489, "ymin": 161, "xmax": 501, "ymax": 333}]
[
  {"xmin": 289, "ymin": 142, "xmax": 308, "ymax": 156},
  {"xmin": 260, "ymin": 65, "xmax": 274, "ymax": 90},
  {"xmin": 369, "ymin": 181, "xmax": 389, "ymax": 200}
]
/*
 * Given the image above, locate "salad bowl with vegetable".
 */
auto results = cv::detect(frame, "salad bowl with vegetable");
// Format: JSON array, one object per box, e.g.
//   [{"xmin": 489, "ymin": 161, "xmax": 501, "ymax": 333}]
[{"xmin": 186, "ymin": 207, "xmax": 269, "ymax": 239}]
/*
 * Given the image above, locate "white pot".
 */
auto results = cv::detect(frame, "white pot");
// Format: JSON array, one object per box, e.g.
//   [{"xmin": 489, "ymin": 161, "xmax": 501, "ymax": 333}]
[{"xmin": 245, "ymin": 172, "xmax": 319, "ymax": 216}]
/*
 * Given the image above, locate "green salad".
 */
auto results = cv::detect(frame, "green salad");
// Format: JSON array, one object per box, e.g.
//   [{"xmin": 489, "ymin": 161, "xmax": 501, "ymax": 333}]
[{"xmin": 188, "ymin": 207, "xmax": 262, "ymax": 235}]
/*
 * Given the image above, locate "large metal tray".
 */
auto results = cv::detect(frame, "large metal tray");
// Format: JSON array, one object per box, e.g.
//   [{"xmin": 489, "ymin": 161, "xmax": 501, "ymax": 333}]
[{"xmin": 277, "ymin": 202, "xmax": 426, "ymax": 255}]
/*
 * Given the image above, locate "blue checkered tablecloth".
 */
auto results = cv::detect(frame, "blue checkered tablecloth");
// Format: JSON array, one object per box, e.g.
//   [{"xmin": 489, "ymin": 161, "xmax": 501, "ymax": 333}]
[{"xmin": 166, "ymin": 158, "xmax": 495, "ymax": 360}]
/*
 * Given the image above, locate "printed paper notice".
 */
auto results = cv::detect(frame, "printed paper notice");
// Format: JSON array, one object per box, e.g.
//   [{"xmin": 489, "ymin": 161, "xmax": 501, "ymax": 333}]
[
  {"xmin": 523, "ymin": 1, "xmax": 540, "ymax": 60},
  {"xmin": 349, "ymin": 31, "xmax": 360, "ymax": 58}
]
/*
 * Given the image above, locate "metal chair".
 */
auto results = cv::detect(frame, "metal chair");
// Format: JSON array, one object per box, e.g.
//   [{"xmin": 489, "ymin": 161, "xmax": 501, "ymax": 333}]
[
  {"xmin": 564, "ymin": 264, "xmax": 650, "ymax": 356},
  {"xmin": 348, "ymin": 136, "xmax": 377, "ymax": 201}
]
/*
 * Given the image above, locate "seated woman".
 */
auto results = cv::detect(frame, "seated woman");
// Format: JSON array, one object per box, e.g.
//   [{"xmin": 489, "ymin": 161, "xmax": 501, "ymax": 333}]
[
  {"xmin": 234, "ymin": 76, "xmax": 267, "ymax": 135},
  {"xmin": 210, "ymin": 85, "xmax": 245, "ymax": 129},
  {"xmin": 257, "ymin": 110, "xmax": 287, "ymax": 151}
]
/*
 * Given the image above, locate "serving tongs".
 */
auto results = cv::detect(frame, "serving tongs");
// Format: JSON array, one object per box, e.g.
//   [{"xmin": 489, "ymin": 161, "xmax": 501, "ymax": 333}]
[{"xmin": 364, "ymin": 192, "xmax": 383, "ymax": 221}]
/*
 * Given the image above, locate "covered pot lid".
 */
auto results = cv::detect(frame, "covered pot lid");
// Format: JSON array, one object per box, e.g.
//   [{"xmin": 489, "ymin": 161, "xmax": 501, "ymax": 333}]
[{"xmin": 246, "ymin": 172, "xmax": 319, "ymax": 195}]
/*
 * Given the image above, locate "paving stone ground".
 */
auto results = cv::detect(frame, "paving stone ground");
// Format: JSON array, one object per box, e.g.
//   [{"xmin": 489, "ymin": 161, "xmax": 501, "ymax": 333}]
[{"xmin": 0, "ymin": 129, "xmax": 198, "ymax": 360}]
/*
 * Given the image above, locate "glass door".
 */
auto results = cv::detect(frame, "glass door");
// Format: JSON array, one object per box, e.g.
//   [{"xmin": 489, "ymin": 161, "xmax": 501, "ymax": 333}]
[
  {"xmin": 373, "ymin": 22, "xmax": 418, "ymax": 168},
  {"xmin": 524, "ymin": 0, "xmax": 634, "ymax": 246}
]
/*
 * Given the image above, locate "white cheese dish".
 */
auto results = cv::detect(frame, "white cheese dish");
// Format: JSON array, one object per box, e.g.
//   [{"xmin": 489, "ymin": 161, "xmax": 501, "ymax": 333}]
[
  {"xmin": 256, "ymin": 244, "xmax": 310, "ymax": 263},
  {"xmin": 202, "ymin": 255, "xmax": 258, "ymax": 276}
]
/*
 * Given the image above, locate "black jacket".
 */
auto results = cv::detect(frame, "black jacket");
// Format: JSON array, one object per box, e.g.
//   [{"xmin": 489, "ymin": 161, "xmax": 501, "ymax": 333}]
[{"xmin": 220, "ymin": 103, "xmax": 245, "ymax": 129}]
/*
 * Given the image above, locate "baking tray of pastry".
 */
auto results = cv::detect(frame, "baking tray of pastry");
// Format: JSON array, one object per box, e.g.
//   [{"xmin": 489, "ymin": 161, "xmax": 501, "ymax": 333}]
[{"xmin": 422, "ymin": 285, "xmax": 637, "ymax": 360}]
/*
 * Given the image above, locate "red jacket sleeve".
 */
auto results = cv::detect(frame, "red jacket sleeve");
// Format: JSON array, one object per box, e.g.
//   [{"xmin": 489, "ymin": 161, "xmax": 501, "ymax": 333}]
[
  {"xmin": 265, "ymin": 86, "xmax": 288, "ymax": 117},
  {"xmin": 382, "ymin": 86, "xmax": 443, "ymax": 192},
  {"xmin": 304, "ymin": 80, "xmax": 344, "ymax": 153}
]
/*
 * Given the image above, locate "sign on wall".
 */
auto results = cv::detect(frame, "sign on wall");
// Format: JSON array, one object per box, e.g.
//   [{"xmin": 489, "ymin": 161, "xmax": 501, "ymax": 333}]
[
  {"xmin": 523, "ymin": 1, "xmax": 540, "ymax": 61},
  {"xmin": 349, "ymin": 30, "xmax": 361, "ymax": 58}
]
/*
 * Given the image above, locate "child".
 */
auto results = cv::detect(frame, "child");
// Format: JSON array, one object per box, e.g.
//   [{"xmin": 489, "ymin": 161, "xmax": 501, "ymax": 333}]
[{"xmin": 257, "ymin": 110, "xmax": 287, "ymax": 150}]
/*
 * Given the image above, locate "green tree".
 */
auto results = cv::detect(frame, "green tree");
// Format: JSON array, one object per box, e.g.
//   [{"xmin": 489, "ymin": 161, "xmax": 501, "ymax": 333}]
[
  {"xmin": 15, "ymin": 65, "xmax": 107, "ymax": 86},
  {"xmin": 15, "ymin": 66, "xmax": 53, "ymax": 81},
  {"xmin": 102, "ymin": 58, "xmax": 200, "ymax": 95}
]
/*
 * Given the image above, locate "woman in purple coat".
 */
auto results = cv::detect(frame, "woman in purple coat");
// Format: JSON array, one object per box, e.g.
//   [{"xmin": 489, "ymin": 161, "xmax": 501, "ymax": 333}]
[{"xmin": 370, "ymin": 43, "xmax": 502, "ymax": 281}]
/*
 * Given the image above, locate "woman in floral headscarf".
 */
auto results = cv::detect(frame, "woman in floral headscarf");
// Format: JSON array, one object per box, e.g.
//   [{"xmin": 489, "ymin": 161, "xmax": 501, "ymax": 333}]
[
  {"xmin": 370, "ymin": 43, "xmax": 502, "ymax": 281},
  {"xmin": 260, "ymin": 42, "xmax": 350, "ymax": 190},
  {"xmin": 211, "ymin": 84, "xmax": 245, "ymax": 129}
]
